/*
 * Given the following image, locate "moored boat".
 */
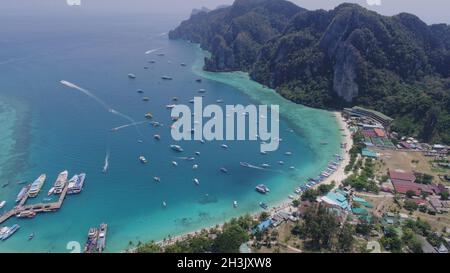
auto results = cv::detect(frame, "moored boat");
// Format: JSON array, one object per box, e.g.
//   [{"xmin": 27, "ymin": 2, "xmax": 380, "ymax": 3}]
[
  {"xmin": 28, "ymin": 174, "xmax": 46, "ymax": 198},
  {"xmin": 67, "ymin": 173, "xmax": 86, "ymax": 194},
  {"xmin": 255, "ymin": 184, "xmax": 270, "ymax": 194},
  {"xmin": 84, "ymin": 227, "xmax": 99, "ymax": 253},
  {"xmin": 16, "ymin": 210, "xmax": 36, "ymax": 219},
  {"xmin": 0, "ymin": 224, "xmax": 20, "ymax": 241},
  {"xmin": 139, "ymin": 156, "xmax": 148, "ymax": 164},
  {"xmin": 16, "ymin": 184, "xmax": 31, "ymax": 202},
  {"xmin": 97, "ymin": 223, "xmax": 108, "ymax": 253},
  {"xmin": 53, "ymin": 170, "xmax": 68, "ymax": 194},
  {"xmin": 259, "ymin": 202, "xmax": 268, "ymax": 210},
  {"xmin": 48, "ymin": 187, "xmax": 55, "ymax": 196},
  {"xmin": 193, "ymin": 178, "xmax": 200, "ymax": 186}
]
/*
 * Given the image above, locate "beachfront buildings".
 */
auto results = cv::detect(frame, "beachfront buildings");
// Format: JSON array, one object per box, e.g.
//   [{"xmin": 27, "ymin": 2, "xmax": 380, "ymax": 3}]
[{"xmin": 343, "ymin": 106, "xmax": 393, "ymax": 128}]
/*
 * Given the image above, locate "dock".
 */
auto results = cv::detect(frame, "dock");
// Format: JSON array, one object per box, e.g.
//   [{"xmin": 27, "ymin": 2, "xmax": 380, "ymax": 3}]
[{"xmin": 0, "ymin": 183, "xmax": 69, "ymax": 225}]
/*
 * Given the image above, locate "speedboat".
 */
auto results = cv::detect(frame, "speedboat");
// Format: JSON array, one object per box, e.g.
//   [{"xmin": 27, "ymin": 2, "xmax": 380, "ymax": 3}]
[
  {"xmin": 28, "ymin": 233, "xmax": 35, "ymax": 241},
  {"xmin": 166, "ymin": 104, "xmax": 176, "ymax": 109},
  {"xmin": 17, "ymin": 210, "xmax": 36, "ymax": 219},
  {"xmin": 172, "ymin": 161, "xmax": 178, "ymax": 167},
  {"xmin": 128, "ymin": 73, "xmax": 136, "ymax": 79},
  {"xmin": 220, "ymin": 167, "xmax": 228, "ymax": 174},
  {"xmin": 221, "ymin": 144, "xmax": 229, "ymax": 149},
  {"xmin": 139, "ymin": 156, "xmax": 148, "ymax": 164},
  {"xmin": 285, "ymin": 151, "xmax": 293, "ymax": 156},
  {"xmin": 154, "ymin": 177, "xmax": 161, "ymax": 183},
  {"xmin": 162, "ymin": 201, "xmax": 167, "ymax": 207},
  {"xmin": 193, "ymin": 178, "xmax": 200, "ymax": 186},
  {"xmin": 278, "ymin": 161, "xmax": 284, "ymax": 165},
  {"xmin": 233, "ymin": 201, "xmax": 238, "ymax": 208},
  {"xmin": 170, "ymin": 145, "xmax": 184, "ymax": 152},
  {"xmin": 142, "ymin": 97, "xmax": 150, "ymax": 102},
  {"xmin": 195, "ymin": 151, "xmax": 200, "ymax": 156},
  {"xmin": 192, "ymin": 164, "xmax": 198, "ymax": 170},
  {"xmin": 161, "ymin": 76, "xmax": 173, "ymax": 80},
  {"xmin": 48, "ymin": 187, "xmax": 55, "ymax": 196},
  {"xmin": 198, "ymin": 89, "xmax": 206, "ymax": 93},
  {"xmin": 154, "ymin": 134, "xmax": 161, "ymax": 140},
  {"xmin": 0, "ymin": 200, "xmax": 5, "ymax": 209},
  {"xmin": 261, "ymin": 163, "xmax": 271, "ymax": 168},
  {"xmin": 145, "ymin": 113, "xmax": 153, "ymax": 119},
  {"xmin": 137, "ymin": 89, "xmax": 144, "ymax": 94}
]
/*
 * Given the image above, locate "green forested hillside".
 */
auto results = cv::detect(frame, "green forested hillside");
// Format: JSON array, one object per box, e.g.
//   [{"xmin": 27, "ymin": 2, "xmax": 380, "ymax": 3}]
[{"xmin": 169, "ymin": 0, "xmax": 450, "ymax": 144}]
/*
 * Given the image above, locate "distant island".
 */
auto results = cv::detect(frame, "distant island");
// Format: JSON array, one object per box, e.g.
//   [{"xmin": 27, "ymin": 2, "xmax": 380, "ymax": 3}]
[{"xmin": 169, "ymin": 0, "xmax": 450, "ymax": 145}]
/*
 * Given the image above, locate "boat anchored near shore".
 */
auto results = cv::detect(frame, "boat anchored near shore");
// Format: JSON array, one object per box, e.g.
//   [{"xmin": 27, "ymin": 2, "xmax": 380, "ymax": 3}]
[{"xmin": 28, "ymin": 174, "xmax": 46, "ymax": 198}]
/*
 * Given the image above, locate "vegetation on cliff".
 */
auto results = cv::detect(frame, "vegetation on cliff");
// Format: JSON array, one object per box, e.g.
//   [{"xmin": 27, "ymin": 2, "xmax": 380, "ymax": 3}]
[{"xmin": 169, "ymin": 0, "xmax": 450, "ymax": 144}]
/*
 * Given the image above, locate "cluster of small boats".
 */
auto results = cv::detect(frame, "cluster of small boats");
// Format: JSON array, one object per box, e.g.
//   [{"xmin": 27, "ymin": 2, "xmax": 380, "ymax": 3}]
[
  {"xmin": 292, "ymin": 154, "xmax": 343, "ymax": 196},
  {"xmin": 48, "ymin": 171, "xmax": 86, "ymax": 196},
  {"xmin": 14, "ymin": 171, "xmax": 87, "ymax": 203},
  {"xmin": 84, "ymin": 223, "xmax": 108, "ymax": 253}
]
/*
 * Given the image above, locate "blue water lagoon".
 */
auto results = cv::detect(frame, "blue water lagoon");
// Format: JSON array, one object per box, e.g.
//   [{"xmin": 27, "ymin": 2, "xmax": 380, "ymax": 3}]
[{"xmin": 0, "ymin": 14, "xmax": 341, "ymax": 252}]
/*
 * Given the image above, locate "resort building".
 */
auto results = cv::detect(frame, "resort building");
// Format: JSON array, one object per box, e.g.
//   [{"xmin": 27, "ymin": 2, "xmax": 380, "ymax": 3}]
[{"xmin": 343, "ymin": 106, "xmax": 394, "ymax": 128}]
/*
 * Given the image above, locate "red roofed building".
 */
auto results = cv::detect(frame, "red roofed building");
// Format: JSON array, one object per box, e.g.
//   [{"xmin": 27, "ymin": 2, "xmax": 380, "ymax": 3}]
[
  {"xmin": 389, "ymin": 170, "xmax": 442, "ymax": 196},
  {"xmin": 374, "ymin": 128, "xmax": 385, "ymax": 137},
  {"xmin": 389, "ymin": 170, "xmax": 416, "ymax": 183}
]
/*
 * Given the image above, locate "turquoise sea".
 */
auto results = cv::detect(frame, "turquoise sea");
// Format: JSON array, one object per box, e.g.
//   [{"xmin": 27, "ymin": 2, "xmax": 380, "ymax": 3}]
[{"xmin": 0, "ymin": 13, "xmax": 341, "ymax": 252}]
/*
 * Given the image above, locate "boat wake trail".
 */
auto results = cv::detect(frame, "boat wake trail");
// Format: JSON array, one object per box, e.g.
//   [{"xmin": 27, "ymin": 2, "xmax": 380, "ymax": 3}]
[
  {"xmin": 111, "ymin": 121, "xmax": 147, "ymax": 132},
  {"xmin": 103, "ymin": 150, "xmax": 110, "ymax": 173},
  {"xmin": 60, "ymin": 80, "xmax": 143, "ymax": 137},
  {"xmin": 60, "ymin": 80, "xmax": 110, "ymax": 111},
  {"xmin": 145, "ymin": 47, "xmax": 162, "ymax": 55},
  {"xmin": 240, "ymin": 162, "xmax": 283, "ymax": 173}
]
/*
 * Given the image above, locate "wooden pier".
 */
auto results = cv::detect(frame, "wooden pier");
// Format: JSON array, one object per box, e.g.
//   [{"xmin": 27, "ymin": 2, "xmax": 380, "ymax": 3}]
[{"xmin": 0, "ymin": 183, "xmax": 69, "ymax": 225}]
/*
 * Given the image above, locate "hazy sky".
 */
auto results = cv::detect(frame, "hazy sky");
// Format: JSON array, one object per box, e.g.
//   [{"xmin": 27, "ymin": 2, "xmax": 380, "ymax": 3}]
[{"xmin": 2, "ymin": 0, "xmax": 449, "ymax": 24}]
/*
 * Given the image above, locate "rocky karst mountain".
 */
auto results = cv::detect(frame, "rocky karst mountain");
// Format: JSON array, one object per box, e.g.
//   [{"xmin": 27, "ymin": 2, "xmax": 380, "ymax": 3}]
[{"xmin": 169, "ymin": 0, "xmax": 450, "ymax": 144}]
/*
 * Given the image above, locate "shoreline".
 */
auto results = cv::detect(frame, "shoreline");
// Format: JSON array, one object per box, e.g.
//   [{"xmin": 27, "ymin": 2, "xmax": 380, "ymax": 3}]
[
  {"xmin": 132, "ymin": 111, "xmax": 353, "ymax": 251},
  {"xmin": 127, "ymin": 43, "xmax": 354, "ymax": 252}
]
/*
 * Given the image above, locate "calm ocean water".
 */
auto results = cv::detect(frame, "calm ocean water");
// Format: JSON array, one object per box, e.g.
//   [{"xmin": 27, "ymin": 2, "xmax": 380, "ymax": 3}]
[{"xmin": 0, "ymin": 13, "xmax": 341, "ymax": 252}]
